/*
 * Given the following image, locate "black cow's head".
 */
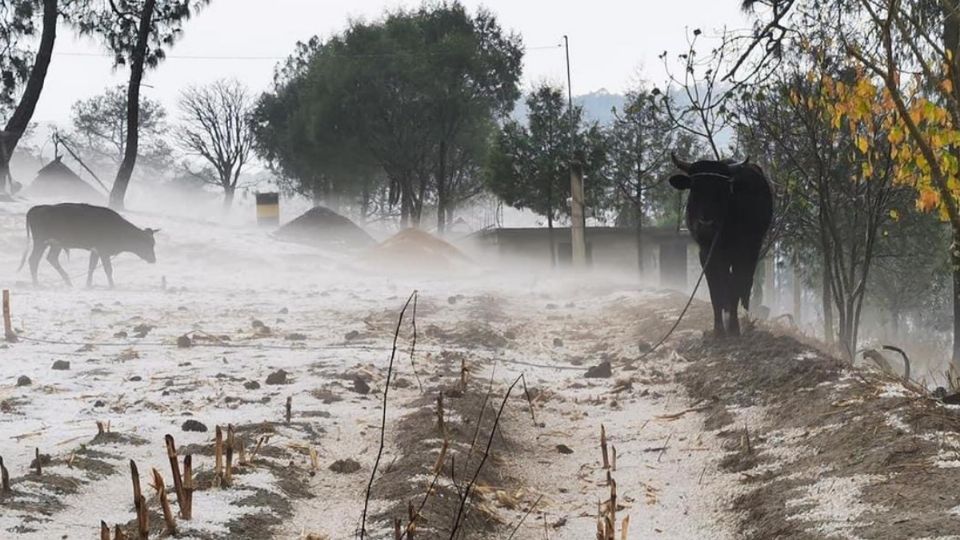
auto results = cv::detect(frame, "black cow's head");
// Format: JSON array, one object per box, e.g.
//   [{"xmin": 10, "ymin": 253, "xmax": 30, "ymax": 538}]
[
  {"xmin": 135, "ymin": 228, "xmax": 159, "ymax": 264},
  {"xmin": 668, "ymin": 153, "xmax": 749, "ymax": 233}
]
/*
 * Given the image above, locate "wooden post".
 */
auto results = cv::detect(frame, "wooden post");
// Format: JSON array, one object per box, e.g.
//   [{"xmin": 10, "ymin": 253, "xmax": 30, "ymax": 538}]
[
  {"xmin": 130, "ymin": 460, "xmax": 142, "ymax": 510},
  {"xmin": 131, "ymin": 460, "xmax": 148, "ymax": 540},
  {"xmin": 3, "ymin": 290, "xmax": 16, "ymax": 342},
  {"xmin": 408, "ymin": 500, "xmax": 417, "ymax": 540},
  {"xmin": 164, "ymin": 435, "xmax": 185, "ymax": 514},
  {"xmin": 285, "ymin": 396, "xmax": 292, "ymax": 424},
  {"xmin": 600, "ymin": 425, "xmax": 610, "ymax": 470},
  {"xmin": 225, "ymin": 425, "xmax": 235, "ymax": 485},
  {"xmin": 0, "ymin": 455, "xmax": 9, "ymax": 493},
  {"xmin": 152, "ymin": 469, "xmax": 177, "ymax": 535},
  {"xmin": 570, "ymin": 161, "xmax": 587, "ymax": 269},
  {"xmin": 214, "ymin": 425, "xmax": 223, "ymax": 486},
  {"xmin": 34, "ymin": 448, "xmax": 41, "ymax": 475},
  {"xmin": 608, "ymin": 477, "xmax": 617, "ymax": 538},
  {"xmin": 182, "ymin": 455, "xmax": 193, "ymax": 520}
]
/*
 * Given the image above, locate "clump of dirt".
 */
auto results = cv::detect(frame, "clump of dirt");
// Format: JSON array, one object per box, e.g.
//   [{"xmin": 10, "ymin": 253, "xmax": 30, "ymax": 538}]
[
  {"xmin": 329, "ymin": 459, "xmax": 361, "ymax": 474},
  {"xmin": 423, "ymin": 321, "xmax": 508, "ymax": 349},
  {"xmin": 358, "ymin": 228, "xmax": 473, "ymax": 274},
  {"xmin": 274, "ymin": 206, "xmax": 375, "ymax": 249},
  {"xmin": 677, "ymin": 327, "xmax": 960, "ymax": 539}
]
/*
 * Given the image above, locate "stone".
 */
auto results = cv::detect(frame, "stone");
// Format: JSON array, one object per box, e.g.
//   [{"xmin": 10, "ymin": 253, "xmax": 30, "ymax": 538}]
[
  {"xmin": 181, "ymin": 419, "xmax": 208, "ymax": 432},
  {"xmin": 266, "ymin": 369, "xmax": 289, "ymax": 385},
  {"xmin": 584, "ymin": 361, "xmax": 612, "ymax": 379},
  {"xmin": 351, "ymin": 376, "xmax": 371, "ymax": 395},
  {"xmin": 52, "ymin": 360, "xmax": 70, "ymax": 371},
  {"xmin": 329, "ymin": 459, "xmax": 361, "ymax": 474}
]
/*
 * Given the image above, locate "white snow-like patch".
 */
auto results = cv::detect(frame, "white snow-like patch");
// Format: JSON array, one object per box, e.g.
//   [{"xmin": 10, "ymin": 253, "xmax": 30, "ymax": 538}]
[
  {"xmin": 788, "ymin": 474, "xmax": 885, "ymax": 538},
  {"xmin": 878, "ymin": 383, "xmax": 910, "ymax": 398},
  {"xmin": 884, "ymin": 411, "xmax": 912, "ymax": 432}
]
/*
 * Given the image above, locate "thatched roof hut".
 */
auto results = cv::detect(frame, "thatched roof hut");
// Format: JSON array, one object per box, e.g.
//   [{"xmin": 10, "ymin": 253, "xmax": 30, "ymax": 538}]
[{"xmin": 23, "ymin": 157, "xmax": 104, "ymax": 204}]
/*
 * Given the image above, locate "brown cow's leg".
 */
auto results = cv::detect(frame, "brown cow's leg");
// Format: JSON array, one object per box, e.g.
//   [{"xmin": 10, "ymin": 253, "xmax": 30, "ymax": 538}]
[
  {"xmin": 46, "ymin": 247, "xmax": 72, "ymax": 287},
  {"xmin": 28, "ymin": 243, "xmax": 46, "ymax": 285},
  {"xmin": 101, "ymin": 256, "xmax": 115, "ymax": 289},
  {"xmin": 86, "ymin": 252, "xmax": 99, "ymax": 288}
]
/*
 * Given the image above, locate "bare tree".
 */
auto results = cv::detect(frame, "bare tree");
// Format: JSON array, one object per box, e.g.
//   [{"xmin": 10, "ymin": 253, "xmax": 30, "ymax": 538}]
[{"xmin": 178, "ymin": 79, "xmax": 254, "ymax": 209}]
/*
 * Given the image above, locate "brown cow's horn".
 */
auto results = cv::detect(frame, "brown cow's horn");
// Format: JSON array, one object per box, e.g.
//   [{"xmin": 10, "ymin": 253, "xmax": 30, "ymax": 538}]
[{"xmin": 671, "ymin": 152, "xmax": 692, "ymax": 172}]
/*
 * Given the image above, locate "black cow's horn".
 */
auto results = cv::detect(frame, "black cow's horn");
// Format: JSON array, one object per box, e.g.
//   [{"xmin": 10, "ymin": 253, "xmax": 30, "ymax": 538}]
[{"xmin": 671, "ymin": 152, "xmax": 692, "ymax": 172}]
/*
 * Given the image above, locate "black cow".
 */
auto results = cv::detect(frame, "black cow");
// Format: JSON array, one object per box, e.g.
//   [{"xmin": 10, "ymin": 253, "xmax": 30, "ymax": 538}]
[
  {"xmin": 18, "ymin": 203, "xmax": 158, "ymax": 288},
  {"xmin": 668, "ymin": 153, "xmax": 773, "ymax": 337}
]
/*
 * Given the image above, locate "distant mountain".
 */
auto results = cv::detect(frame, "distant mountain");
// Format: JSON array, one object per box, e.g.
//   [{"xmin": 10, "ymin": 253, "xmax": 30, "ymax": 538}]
[
  {"xmin": 510, "ymin": 89, "xmax": 626, "ymax": 126},
  {"xmin": 509, "ymin": 87, "xmax": 737, "ymax": 154}
]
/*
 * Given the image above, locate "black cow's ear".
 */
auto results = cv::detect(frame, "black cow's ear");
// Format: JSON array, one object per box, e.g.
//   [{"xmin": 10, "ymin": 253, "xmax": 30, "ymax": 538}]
[{"xmin": 669, "ymin": 174, "xmax": 691, "ymax": 190}]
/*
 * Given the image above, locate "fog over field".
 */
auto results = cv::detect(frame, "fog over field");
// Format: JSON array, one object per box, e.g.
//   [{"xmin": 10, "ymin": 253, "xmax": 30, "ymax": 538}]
[{"xmin": 4, "ymin": 1, "xmax": 960, "ymax": 539}]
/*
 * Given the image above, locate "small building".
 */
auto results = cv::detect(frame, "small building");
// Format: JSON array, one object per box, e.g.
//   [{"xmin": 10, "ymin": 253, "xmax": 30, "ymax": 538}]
[
  {"xmin": 22, "ymin": 157, "xmax": 104, "ymax": 204},
  {"xmin": 466, "ymin": 226, "xmax": 697, "ymax": 289}
]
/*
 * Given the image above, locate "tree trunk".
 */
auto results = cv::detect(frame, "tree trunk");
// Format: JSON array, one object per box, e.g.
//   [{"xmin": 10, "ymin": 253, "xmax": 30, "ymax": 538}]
[
  {"xmin": 547, "ymin": 212, "xmax": 556, "ymax": 268},
  {"xmin": 635, "ymin": 184, "xmax": 644, "ymax": 275},
  {"xmin": 0, "ymin": 0, "xmax": 58, "ymax": 195},
  {"xmin": 822, "ymin": 252, "xmax": 834, "ymax": 344},
  {"xmin": 312, "ymin": 180, "xmax": 323, "ymax": 207},
  {"xmin": 223, "ymin": 185, "xmax": 236, "ymax": 210},
  {"xmin": 436, "ymin": 141, "xmax": 447, "ymax": 234},
  {"xmin": 793, "ymin": 263, "xmax": 802, "ymax": 325},
  {"xmin": 952, "ymin": 228, "xmax": 960, "ymax": 369},
  {"xmin": 400, "ymin": 179, "xmax": 412, "ymax": 227},
  {"xmin": 110, "ymin": 0, "xmax": 157, "ymax": 210}
]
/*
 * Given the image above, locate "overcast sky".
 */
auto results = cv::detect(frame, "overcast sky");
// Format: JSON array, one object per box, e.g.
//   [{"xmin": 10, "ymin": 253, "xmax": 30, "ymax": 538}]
[{"xmin": 31, "ymin": 0, "xmax": 751, "ymax": 125}]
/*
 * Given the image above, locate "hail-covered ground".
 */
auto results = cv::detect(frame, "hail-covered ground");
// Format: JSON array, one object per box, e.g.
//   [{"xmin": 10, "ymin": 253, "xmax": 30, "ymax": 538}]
[
  {"xmin": 3, "ymin": 195, "xmax": 959, "ymax": 540},
  {"xmin": 0, "ymin": 197, "xmax": 738, "ymax": 539}
]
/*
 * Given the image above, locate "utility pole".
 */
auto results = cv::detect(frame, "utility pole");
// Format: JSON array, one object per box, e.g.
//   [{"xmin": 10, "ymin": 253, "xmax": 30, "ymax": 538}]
[{"xmin": 564, "ymin": 35, "xmax": 587, "ymax": 269}]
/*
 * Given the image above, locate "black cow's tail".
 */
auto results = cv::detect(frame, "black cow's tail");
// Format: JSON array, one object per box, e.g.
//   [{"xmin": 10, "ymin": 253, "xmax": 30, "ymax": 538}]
[{"xmin": 17, "ymin": 215, "xmax": 31, "ymax": 272}]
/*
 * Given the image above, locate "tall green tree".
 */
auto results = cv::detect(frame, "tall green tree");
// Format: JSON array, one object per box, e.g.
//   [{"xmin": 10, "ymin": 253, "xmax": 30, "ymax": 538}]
[
  {"xmin": 608, "ymin": 88, "xmax": 692, "ymax": 270},
  {"xmin": 74, "ymin": 0, "xmax": 210, "ymax": 209},
  {"xmin": 485, "ymin": 85, "xmax": 609, "ymax": 265},
  {"xmin": 0, "ymin": 0, "xmax": 58, "ymax": 196},
  {"xmin": 252, "ymin": 2, "xmax": 522, "ymax": 226}
]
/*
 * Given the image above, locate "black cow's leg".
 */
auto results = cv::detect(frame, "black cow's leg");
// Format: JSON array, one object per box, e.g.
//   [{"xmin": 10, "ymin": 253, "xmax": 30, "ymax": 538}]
[
  {"xmin": 700, "ymin": 249, "xmax": 725, "ymax": 337},
  {"xmin": 101, "ymin": 256, "xmax": 115, "ymax": 289},
  {"xmin": 86, "ymin": 252, "xmax": 100, "ymax": 288},
  {"xmin": 46, "ymin": 246, "xmax": 72, "ymax": 287},
  {"xmin": 28, "ymin": 243, "xmax": 46, "ymax": 285},
  {"xmin": 727, "ymin": 279, "xmax": 741, "ymax": 336},
  {"xmin": 728, "ymin": 242, "xmax": 762, "ymax": 337}
]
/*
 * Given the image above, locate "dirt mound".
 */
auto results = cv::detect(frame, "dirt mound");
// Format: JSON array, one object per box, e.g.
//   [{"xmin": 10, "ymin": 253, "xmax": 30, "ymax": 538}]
[
  {"xmin": 358, "ymin": 228, "xmax": 473, "ymax": 273},
  {"xmin": 274, "ymin": 206, "xmax": 374, "ymax": 249},
  {"xmin": 678, "ymin": 327, "xmax": 960, "ymax": 539}
]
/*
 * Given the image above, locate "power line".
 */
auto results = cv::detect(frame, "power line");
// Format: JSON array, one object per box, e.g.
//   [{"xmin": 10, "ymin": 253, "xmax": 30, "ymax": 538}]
[{"xmin": 52, "ymin": 44, "xmax": 562, "ymax": 62}]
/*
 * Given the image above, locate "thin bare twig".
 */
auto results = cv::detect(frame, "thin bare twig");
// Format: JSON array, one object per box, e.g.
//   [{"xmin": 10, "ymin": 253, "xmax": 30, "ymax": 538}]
[
  {"xmin": 360, "ymin": 291, "xmax": 419, "ymax": 540},
  {"xmin": 448, "ymin": 374, "xmax": 524, "ymax": 539}
]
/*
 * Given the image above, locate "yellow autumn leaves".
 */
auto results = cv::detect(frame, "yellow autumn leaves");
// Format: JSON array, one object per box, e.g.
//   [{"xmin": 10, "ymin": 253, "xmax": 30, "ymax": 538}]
[{"xmin": 813, "ymin": 68, "xmax": 960, "ymax": 220}]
